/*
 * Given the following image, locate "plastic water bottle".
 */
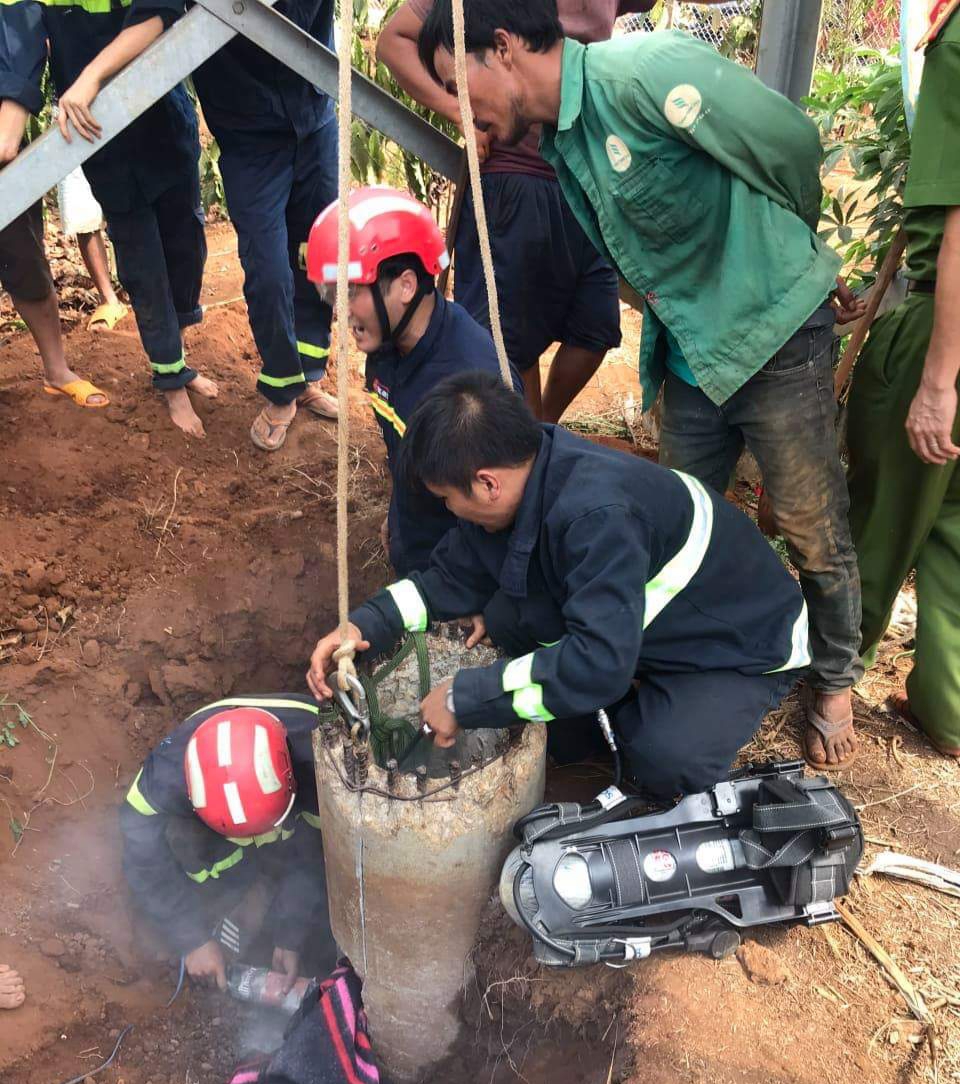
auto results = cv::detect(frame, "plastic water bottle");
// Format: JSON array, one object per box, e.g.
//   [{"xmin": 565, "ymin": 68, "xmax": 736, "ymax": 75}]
[{"xmin": 226, "ymin": 964, "xmax": 310, "ymax": 1015}]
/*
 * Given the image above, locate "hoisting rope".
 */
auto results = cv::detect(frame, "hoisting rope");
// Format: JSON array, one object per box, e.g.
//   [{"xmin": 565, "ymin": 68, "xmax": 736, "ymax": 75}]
[
  {"xmin": 451, "ymin": 0, "xmax": 514, "ymax": 389},
  {"xmin": 333, "ymin": 0, "xmax": 358, "ymax": 694}
]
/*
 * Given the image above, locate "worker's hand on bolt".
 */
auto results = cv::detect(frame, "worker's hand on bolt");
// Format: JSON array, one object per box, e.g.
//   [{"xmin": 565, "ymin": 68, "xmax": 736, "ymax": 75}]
[
  {"xmin": 307, "ymin": 622, "xmax": 370, "ymax": 701},
  {"xmin": 58, "ymin": 72, "xmax": 104, "ymax": 144},
  {"xmin": 461, "ymin": 614, "xmax": 492, "ymax": 649},
  {"xmin": 830, "ymin": 276, "xmax": 867, "ymax": 325},
  {"xmin": 185, "ymin": 940, "xmax": 227, "ymax": 991},
  {"xmin": 419, "ymin": 678, "xmax": 459, "ymax": 749},
  {"xmin": 271, "ymin": 947, "xmax": 300, "ymax": 996}
]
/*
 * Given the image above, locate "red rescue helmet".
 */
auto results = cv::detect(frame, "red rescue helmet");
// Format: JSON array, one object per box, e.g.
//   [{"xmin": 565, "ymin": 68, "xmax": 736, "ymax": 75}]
[
  {"xmin": 184, "ymin": 708, "xmax": 296, "ymax": 837},
  {"xmin": 306, "ymin": 185, "xmax": 449, "ymax": 289}
]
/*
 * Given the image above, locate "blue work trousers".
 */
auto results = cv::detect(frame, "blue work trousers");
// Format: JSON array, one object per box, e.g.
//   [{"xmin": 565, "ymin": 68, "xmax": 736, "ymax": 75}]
[
  {"xmin": 102, "ymin": 175, "xmax": 207, "ymax": 390},
  {"xmin": 217, "ymin": 120, "xmax": 337, "ymax": 406}
]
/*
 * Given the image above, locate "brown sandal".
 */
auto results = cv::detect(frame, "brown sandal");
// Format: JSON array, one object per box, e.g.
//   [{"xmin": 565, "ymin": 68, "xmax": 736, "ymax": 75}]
[
  {"xmin": 250, "ymin": 407, "xmax": 293, "ymax": 452},
  {"xmin": 297, "ymin": 383, "xmax": 339, "ymax": 419},
  {"xmin": 803, "ymin": 688, "xmax": 858, "ymax": 771}
]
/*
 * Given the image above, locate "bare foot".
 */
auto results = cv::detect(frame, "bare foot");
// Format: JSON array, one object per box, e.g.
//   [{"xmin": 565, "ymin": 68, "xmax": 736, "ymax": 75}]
[
  {"xmin": 186, "ymin": 374, "xmax": 219, "ymax": 400},
  {"xmin": 0, "ymin": 965, "xmax": 25, "ymax": 1009},
  {"xmin": 164, "ymin": 388, "xmax": 206, "ymax": 438},
  {"xmin": 888, "ymin": 693, "xmax": 960, "ymax": 758},
  {"xmin": 804, "ymin": 687, "xmax": 858, "ymax": 770},
  {"xmin": 45, "ymin": 366, "xmax": 108, "ymax": 407}
]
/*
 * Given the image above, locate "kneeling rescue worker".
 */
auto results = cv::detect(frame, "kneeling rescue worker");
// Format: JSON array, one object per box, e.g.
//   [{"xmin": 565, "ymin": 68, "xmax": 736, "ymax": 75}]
[
  {"xmin": 309, "ymin": 373, "xmax": 811, "ymax": 799},
  {"xmin": 122, "ymin": 695, "xmax": 334, "ymax": 991}
]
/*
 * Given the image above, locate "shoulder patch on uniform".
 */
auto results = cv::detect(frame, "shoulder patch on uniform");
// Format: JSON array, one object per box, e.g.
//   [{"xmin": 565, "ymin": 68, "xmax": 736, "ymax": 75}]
[
  {"xmin": 605, "ymin": 134, "xmax": 632, "ymax": 173},
  {"xmin": 664, "ymin": 84, "xmax": 703, "ymax": 129}
]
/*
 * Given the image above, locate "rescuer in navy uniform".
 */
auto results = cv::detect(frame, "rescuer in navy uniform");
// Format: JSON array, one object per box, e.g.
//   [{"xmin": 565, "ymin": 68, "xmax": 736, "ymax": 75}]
[
  {"xmin": 122, "ymin": 694, "xmax": 333, "ymax": 991},
  {"xmin": 308, "ymin": 372, "xmax": 810, "ymax": 798},
  {"xmin": 306, "ymin": 186, "xmax": 520, "ymax": 576}
]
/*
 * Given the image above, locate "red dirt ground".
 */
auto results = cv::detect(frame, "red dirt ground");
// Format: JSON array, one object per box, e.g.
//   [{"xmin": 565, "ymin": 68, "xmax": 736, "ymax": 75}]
[{"xmin": 1, "ymin": 222, "xmax": 958, "ymax": 1084}]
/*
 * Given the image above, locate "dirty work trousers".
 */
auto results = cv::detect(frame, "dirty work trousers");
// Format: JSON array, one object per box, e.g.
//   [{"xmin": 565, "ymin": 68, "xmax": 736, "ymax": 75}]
[
  {"xmin": 483, "ymin": 591, "xmax": 801, "ymax": 799},
  {"xmin": 216, "ymin": 120, "xmax": 337, "ymax": 406},
  {"xmin": 846, "ymin": 294, "xmax": 960, "ymax": 752},
  {"xmin": 100, "ymin": 175, "xmax": 207, "ymax": 391},
  {"xmin": 659, "ymin": 304, "xmax": 863, "ymax": 694}
]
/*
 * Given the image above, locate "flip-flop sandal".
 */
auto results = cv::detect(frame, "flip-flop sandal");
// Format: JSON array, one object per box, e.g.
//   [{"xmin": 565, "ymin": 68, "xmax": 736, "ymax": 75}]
[
  {"xmin": 43, "ymin": 379, "xmax": 110, "ymax": 408},
  {"xmin": 887, "ymin": 694, "xmax": 960, "ymax": 758},
  {"xmin": 250, "ymin": 407, "xmax": 293, "ymax": 452},
  {"xmin": 803, "ymin": 688, "xmax": 858, "ymax": 771},
  {"xmin": 87, "ymin": 302, "xmax": 128, "ymax": 331},
  {"xmin": 297, "ymin": 384, "xmax": 339, "ymax": 419}
]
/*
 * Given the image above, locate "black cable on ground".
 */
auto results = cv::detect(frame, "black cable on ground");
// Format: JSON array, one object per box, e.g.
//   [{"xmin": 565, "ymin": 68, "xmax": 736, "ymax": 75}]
[{"xmin": 55, "ymin": 1024, "xmax": 133, "ymax": 1084}]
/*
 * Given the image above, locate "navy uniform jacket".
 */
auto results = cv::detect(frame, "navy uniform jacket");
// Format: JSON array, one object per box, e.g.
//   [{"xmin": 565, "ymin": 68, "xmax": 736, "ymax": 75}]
[
  {"xmin": 0, "ymin": 0, "xmax": 198, "ymax": 213},
  {"xmin": 350, "ymin": 426, "xmax": 811, "ymax": 729},
  {"xmin": 121, "ymin": 695, "xmax": 325, "ymax": 957},
  {"xmin": 366, "ymin": 290, "xmax": 521, "ymax": 575},
  {"xmin": 128, "ymin": 0, "xmax": 334, "ymax": 137}
]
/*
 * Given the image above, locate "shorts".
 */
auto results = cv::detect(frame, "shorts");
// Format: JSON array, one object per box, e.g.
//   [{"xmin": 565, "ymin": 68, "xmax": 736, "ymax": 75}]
[
  {"xmin": 454, "ymin": 171, "xmax": 622, "ymax": 371},
  {"xmin": 57, "ymin": 166, "xmax": 105, "ymax": 237},
  {"xmin": 0, "ymin": 202, "xmax": 54, "ymax": 303}
]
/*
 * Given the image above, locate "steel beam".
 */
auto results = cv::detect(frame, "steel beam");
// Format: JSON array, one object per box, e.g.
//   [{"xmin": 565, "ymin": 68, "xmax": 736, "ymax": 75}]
[
  {"xmin": 197, "ymin": 0, "xmax": 461, "ymax": 180},
  {"xmin": 0, "ymin": 0, "xmax": 460, "ymax": 231},
  {"xmin": 754, "ymin": 0, "xmax": 823, "ymax": 104}
]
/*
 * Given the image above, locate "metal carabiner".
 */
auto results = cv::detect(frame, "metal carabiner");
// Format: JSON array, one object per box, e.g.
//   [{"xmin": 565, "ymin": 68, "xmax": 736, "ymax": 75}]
[{"xmin": 333, "ymin": 672, "xmax": 370, "ymax": 743}]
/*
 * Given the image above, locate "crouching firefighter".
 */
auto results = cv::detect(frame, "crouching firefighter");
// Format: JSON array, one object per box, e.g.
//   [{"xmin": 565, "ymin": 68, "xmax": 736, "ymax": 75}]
[
  {"xmin": 307, "ymin": 372, "xmax": 812, "ymax": 800},
  {"xmin": 122, "ymin": 695, "xmax": 335, "ymax": 991}
]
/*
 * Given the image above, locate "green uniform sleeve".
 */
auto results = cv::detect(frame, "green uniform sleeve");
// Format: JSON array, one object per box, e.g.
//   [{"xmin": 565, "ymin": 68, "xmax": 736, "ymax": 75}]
[
  {"xmin": 903, "ymin": 14, "xmax": 960, "ymax": 209},
  {"xmin": 629, "ymin": 33, "xmax": 825, "ymax": 230}
]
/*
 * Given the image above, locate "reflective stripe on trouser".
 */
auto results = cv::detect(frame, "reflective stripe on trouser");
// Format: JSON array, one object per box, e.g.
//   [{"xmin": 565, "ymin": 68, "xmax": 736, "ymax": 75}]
[
  {"xmin": 217, "ymin": 123, "xmax": 335, "ymax": 406},
  {"xmin": 386, "ymin": 580, "xmax": 428, "ymax": 632},
  {"xmin": 643, "ymin": 471, "xmax": 714, "ymax": 628},
  {"xmin": 100, "ymin": 176, "xmax": 206, "ymax": 392},
  {"xmin": 502, "ymin": 653, "xmax": 555, "ymax": 723}
]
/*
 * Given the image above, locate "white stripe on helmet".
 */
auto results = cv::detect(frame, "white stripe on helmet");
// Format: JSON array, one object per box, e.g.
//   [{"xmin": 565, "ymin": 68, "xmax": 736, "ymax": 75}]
[
  {"xmin": 185, "ymin": 737, "xmax": 207, "ymax": 810},
  {"xmin": 223, "ymin": 781, "xmax": 247, "ymax": 826},
  {"xmin": 253, "ymin": 724, "xmax": 283, "ymax": 796},
  {"xmin": 216, "ymin": 719, "xmax": 232, "ymax": 767}
]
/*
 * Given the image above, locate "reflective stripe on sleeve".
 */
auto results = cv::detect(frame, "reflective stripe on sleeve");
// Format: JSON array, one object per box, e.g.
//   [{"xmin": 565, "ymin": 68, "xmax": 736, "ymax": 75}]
[
  {"xmin": 767, "ymin": 601, "xmax": 812, "ymax": 673},
  {"xmin": 386, "ymin": 579, "xmax": 428, "ymax": 632},
  {"xmin": 185, "ymin": 847, "xmax": 244, "ymax": 884},
  {"xmin": 186, "ymin": 697, "xmax": 321, "ymax": 721},
  {"xmin": 644, "ymin": 471, "xmax": 714, "ymax": 629},
  {"xmin": 502, "ymin": 653, "xmax": 555, "ymax": 724},
  {"xmin": 125, "ymin": 769, "xmax": 158, "ymax": 816}
]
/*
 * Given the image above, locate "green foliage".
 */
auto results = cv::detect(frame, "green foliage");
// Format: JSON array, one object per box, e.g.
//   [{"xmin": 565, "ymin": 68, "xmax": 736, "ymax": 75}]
[
  {"xmin": 349, "ymin": 0, "xmax": 459, "ymax": 208},
  {"xmin": 199, "ymin": 137, "xmax": 227, "ymax": 216},
  {"xmin": 804, "ymin": 48, "xmax": 910, "ymax": 288},
  {"xmin": 719, "ymin": 1, "xmax": 761, "ymax": 63},
  {"xmin": 0, "ymin": 695, "xmax": 32, "ymax": 749}
]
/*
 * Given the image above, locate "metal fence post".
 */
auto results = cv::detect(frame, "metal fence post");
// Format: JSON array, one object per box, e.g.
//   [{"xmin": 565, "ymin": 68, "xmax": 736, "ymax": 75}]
[{"xmin": 754, "ymin": 0, "xmax": 824, "ymax": 103}]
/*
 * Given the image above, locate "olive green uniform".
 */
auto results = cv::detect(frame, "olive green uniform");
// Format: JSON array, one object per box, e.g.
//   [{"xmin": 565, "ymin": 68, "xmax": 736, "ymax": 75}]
[{"xmin": 846, "ymin": 6, "xmax": 960, "ymax": 751}]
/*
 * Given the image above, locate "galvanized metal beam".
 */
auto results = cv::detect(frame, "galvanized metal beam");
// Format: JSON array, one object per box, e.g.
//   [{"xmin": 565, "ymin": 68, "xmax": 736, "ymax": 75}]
[
  {"xmin": 754, "ymin": 0, "xmax": 824, "ymax": 104},
  {"xmin": 197, "ymin": 0, "xmax": 461, "ymax": 180},
  {"xmin": 0, "ymin": 0, "xmax": 460, "ymax": 232}
]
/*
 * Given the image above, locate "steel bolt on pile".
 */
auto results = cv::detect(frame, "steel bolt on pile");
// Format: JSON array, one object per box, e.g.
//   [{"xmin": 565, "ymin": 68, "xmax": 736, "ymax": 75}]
[
  {"xmin": 386, "ymin": 758, "xmax": 399, "ymax": 794},
  {"xmin": 342, "ymin": 741, "xmax": 357, "ymax": 786},
  {"xmin": 415, "ymin": 765, "xmax": 428, "ymax": 794}
]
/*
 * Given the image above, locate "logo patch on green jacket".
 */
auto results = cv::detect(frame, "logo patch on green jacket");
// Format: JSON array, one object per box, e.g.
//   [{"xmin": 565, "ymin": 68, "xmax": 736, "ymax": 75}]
[
  {"xmin": 664, "ymin": 85, "xmax": 703, "ymax": 129},
  {"xmin": 605, "ymin": 134, "xmax": 632, "ymax": 173}
]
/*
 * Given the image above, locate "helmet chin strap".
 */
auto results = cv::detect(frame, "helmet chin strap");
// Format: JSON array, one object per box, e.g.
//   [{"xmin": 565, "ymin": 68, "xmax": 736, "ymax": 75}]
[{"xmin": 371, "ymin": 279, "xmax": 432, "ymax": 346}]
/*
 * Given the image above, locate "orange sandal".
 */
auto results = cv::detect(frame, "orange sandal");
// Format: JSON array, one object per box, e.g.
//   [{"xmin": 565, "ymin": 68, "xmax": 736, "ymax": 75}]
[
  {"xmin": 87, "ymin": 302, "xmax": 128, "ymax": 331},
  {"xmin": 43, "ymin": 379, "xmax": 110, "ymax": 408}
]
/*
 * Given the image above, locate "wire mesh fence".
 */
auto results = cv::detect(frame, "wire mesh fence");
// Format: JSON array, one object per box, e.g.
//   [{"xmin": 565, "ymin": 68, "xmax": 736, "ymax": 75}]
[{"xmin": 616, "ymin": 0, "xmax": 900, "ymax": 72}]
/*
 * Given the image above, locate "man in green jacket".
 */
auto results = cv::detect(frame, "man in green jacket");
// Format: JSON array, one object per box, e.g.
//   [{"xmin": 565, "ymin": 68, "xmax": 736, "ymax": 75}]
[
  {"xmin": 416, "ymin": 0, "xmax": 864, "ymax": 769},
  {"xmin": 845, "ymin": 2, "xmax": 960, "ymax": 758}
]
